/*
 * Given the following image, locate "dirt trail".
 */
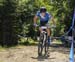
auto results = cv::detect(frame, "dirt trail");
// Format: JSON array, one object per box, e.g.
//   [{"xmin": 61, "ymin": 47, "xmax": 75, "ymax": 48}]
[{"xmin": 0, "ymin": 43, "xmax": 75, "ymax": 62}]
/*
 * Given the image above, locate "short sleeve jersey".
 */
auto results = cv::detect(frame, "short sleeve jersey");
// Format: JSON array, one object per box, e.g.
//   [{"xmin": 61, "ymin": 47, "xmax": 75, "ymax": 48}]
[{"xmin": 36, "ymin": 11, "xmax": 52, "ymax": 22}]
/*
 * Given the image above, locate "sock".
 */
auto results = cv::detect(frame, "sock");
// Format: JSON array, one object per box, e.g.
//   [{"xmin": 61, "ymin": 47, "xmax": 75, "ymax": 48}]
[{"xmin": 48, "ymin": 36, "xmax": 50, "ymax": 45}]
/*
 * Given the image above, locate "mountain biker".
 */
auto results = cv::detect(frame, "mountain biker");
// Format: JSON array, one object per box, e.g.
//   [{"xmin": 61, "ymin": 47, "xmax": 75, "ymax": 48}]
[{"xmin": 33, "ymin": 7, "xmax": 55, "ymax": 45}]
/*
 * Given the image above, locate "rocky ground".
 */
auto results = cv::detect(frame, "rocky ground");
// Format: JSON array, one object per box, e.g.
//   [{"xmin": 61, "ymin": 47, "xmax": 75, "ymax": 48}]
[{"xmin": 0, "ymin": 42, "xmax": 75, "ymax": 62}]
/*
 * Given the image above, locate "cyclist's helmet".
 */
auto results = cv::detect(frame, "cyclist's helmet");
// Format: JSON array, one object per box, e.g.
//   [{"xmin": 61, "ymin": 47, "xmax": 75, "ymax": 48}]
[{"xmin": 40, "ymin": 7, "xmax": 47, "ymax": 13}]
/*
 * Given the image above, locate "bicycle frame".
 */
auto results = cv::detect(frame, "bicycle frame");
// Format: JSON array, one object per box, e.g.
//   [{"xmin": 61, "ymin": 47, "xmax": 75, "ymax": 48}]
[{"xmin": 38, "ymin": 26, "xmax": 49, "ymax": 56}]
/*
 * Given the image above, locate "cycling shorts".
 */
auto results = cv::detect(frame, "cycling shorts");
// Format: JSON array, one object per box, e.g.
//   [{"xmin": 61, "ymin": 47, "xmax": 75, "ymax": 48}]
[{"xmin": 40, "ymin": 21, "xmax": 50, "ymax": 28}]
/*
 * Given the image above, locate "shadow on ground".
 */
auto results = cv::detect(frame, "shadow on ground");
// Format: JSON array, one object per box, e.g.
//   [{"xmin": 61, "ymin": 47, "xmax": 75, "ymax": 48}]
[{"xmin": 31, "ymin": 55, "xmax": 55, "ymax": 61}]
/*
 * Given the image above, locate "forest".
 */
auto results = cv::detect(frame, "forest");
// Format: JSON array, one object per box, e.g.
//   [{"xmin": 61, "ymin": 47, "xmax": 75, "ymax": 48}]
[{"xmin": 0, "ymin": 0, "xmax": 75, "ymax": 47}]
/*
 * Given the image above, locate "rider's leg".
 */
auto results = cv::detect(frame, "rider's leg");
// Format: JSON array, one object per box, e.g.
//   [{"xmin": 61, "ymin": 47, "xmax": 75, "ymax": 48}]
[
  {"xmin": 46, "ymin": 28, "xmax": 51, "ymax": 36},
  {"xmin": 39, "ymin": 27, "xmax": 42, "ymax": 33},
  {"xmin": 46, "ymin": 28, "xmax": 51, "ymax": 45}
]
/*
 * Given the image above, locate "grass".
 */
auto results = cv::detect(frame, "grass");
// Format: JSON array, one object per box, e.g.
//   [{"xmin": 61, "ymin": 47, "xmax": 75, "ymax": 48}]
[
  {"xmin": 0, "ymin": 46, "xmax": 6, "ymax": 51},
  {"xmin": 18, "ymin": 37, "xmax": 38, "ymax": 45},
  {"xmin": 52, "ymin": 39, "xmax": 63, "ymax": 44},
  {"xmin": 0, "ymin": 38, "xmax": 63, "ymax": 51}
]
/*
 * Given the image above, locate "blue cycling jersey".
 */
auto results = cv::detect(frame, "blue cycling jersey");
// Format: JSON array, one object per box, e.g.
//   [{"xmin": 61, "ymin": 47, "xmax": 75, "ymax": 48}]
[{"xmin": 36, "ymin": 11, "xmax": 52, "ymax": 22}]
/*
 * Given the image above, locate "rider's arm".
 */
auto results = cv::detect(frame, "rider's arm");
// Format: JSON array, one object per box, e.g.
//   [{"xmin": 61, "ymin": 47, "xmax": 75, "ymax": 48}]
[
  {"xmin": 33, "ymin": 11, "xmax": 40, "ymax": 24},
  {"xmin": 33, "ymin": 15, "xmax": 38, "ymax": 24}
]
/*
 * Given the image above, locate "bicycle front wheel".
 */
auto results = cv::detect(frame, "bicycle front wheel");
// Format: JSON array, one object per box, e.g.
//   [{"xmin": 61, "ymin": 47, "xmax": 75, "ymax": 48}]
[
  {"xmin": 44, "ymin": 34, "xmax": 49, "ymax": 56},
  {"xmin": 38, "ymin": 33, "xmax": 43, "ymax": 56}
]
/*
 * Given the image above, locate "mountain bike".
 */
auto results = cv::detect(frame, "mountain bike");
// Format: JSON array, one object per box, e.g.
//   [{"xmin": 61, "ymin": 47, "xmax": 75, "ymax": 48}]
[
  {"xmin": 34, "ymin": 24, "xmax": 56, "ymax": 56},
  {"xmin": 37, "ymin": 26, "xmax": 49, "ymax": 57}
]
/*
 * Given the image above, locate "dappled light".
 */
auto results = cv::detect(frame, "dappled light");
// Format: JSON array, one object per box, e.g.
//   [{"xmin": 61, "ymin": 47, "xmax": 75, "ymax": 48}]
[{"xmin": 0, "ymin": 0, "xmax": 75, "ymax": 62}]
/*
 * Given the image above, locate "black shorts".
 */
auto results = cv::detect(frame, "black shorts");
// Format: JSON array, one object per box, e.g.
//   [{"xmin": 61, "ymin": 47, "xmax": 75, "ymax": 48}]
[
  {"xmin": 40, "ymin": 21, "xmax": 48, "ymax": 26},
  {"xmin": 40, "ymin": 21, "xmax": 50, "ymax": 28}
]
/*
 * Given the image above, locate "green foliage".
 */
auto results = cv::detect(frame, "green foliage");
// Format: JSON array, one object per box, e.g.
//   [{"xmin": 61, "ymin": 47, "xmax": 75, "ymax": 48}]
[{"xmin": 0, "ymin": 0, "xmax": 75, "ymax": 46}]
